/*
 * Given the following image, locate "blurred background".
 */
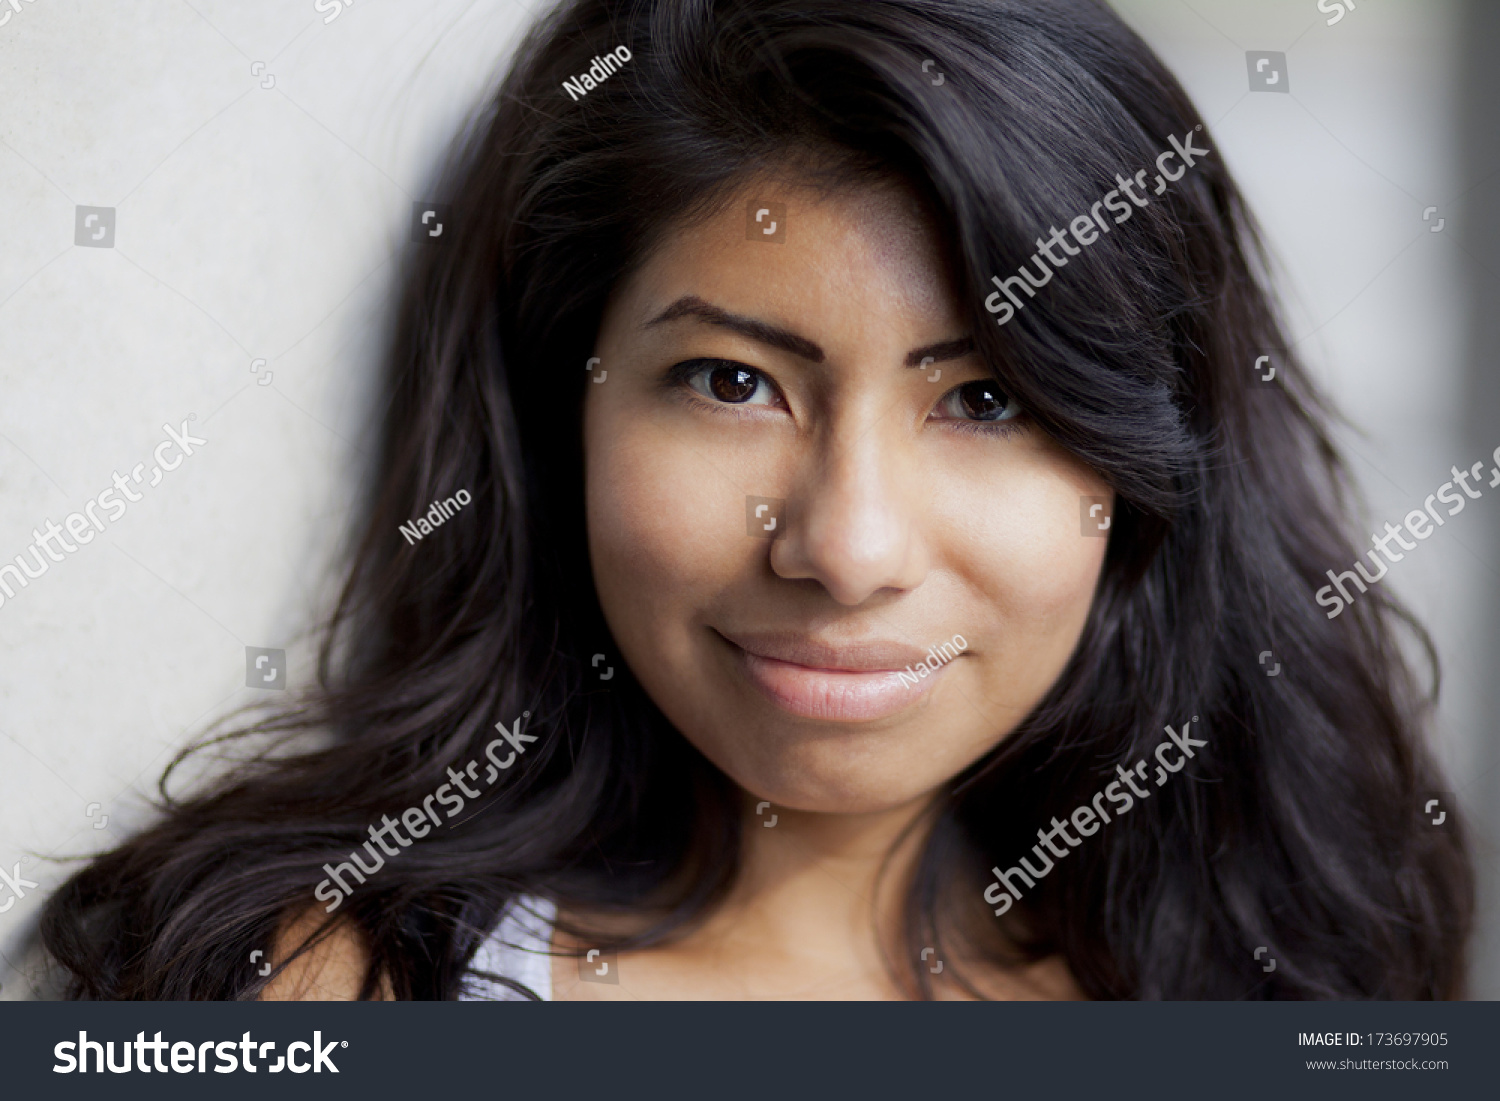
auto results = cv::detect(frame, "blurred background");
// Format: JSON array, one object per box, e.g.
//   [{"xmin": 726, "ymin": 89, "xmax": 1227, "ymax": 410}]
[{"xmin": 0, "ymin": 0, "xmax": 1495, "ymax": 997}]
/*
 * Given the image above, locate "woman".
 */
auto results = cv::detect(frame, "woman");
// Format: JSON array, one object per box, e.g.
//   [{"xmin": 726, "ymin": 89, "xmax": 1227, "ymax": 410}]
[{"xmin": 39, "ymin": 0, "xmax": 1471, "ymax": 1000}]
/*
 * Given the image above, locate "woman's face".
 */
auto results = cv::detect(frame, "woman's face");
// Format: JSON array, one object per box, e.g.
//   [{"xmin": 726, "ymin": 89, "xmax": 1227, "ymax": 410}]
[{"xmin": 584, "ymin": 171, "xmax": 1112, "ymax": 815}]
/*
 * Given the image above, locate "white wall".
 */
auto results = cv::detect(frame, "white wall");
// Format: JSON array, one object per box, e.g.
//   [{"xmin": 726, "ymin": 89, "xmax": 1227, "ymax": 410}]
[
  {"xmin": 0, "ymin": 0, "xmax": 531, "ymax": 996},
  {"xmin": 1116, "ymin": 0, "xmax": 1496, "ymax": 994},
  {"xmin": 2, "ymin": 0, "xmax": 1493, "ymax": 996}
]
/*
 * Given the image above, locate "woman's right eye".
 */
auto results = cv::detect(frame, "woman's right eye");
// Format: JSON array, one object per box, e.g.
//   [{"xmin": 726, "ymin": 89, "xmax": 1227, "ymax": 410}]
[{"xmin": 674, "ymin": 359, "xmax": 784, "ymax": 407}]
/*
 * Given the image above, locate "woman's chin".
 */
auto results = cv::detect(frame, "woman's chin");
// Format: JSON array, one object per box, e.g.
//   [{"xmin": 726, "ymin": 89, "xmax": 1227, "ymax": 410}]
[{"xmin": 710, "ymin": 742, "xmax": 947, "ymax": 818}]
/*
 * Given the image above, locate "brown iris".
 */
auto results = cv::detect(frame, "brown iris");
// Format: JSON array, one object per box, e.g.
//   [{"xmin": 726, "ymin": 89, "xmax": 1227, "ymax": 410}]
[
  {"xmin": 707, "ymin": 364, "xmax": 759, "ymax": 402},
  {"xmin": 956, "ymin": 380, "xmax": 1011, "ymax": 420}
]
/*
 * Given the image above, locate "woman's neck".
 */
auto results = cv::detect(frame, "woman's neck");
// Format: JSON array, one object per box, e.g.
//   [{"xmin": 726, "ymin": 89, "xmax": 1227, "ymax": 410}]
[
  {"xmin": 715, "ymin": 788, "xmax": 939, "ymax": 980},
  {"xmin": 550, "ymin": 788, "xmax": 1082, "ymax": 999}
]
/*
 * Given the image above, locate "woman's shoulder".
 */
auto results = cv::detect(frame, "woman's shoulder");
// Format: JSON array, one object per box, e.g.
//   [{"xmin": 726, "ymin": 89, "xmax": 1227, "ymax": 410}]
[
  {"xmin": 260, "ymin": 894, "xmax": 556, "ymax": 1001},
  {"xmin": 461, "ymin": 894, "xmax": 557, "ymax": 1002},
  {"xmin": 260, "ymin": 908, "xmax": 392, "ymax": 1000}
]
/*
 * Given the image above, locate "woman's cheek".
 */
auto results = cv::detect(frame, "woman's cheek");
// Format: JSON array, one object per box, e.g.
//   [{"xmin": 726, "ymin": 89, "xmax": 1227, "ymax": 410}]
[
  {"xmin": 586, "ymin": 418, "xmax": 736, "ymax": 636},
  {"xmin": 937, "ymin": 455, "xmax": 1109, "ymax": 623}
]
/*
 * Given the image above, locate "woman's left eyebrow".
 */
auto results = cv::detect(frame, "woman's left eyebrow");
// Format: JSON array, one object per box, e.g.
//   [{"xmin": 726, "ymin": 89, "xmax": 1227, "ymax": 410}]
[
  {"xmin": 903, "ymin": 336, "xmax": 974, "ymax": 367},
  {"xmin": 645, "ymin": 296, "xmax": 824, "ymax": 362}
]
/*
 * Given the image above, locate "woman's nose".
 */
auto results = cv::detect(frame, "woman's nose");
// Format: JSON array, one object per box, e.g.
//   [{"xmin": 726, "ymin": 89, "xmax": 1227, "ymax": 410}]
[{"xmin": 768, "ymin": 419, "xmax": 930, "ymax": 606}]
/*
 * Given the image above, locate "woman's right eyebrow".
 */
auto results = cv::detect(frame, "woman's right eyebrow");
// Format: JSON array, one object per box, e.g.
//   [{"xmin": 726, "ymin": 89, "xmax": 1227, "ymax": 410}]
[
  {"xmin": 644, "ymin": 294, "xmax": 975, "ymax": 370},
  {"xmin": 644, "ymin": 295, "xmax": 825, "ymax": 363}
]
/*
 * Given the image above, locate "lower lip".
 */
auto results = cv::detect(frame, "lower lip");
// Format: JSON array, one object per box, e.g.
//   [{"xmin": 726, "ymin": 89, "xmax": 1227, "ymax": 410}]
[{"xmin": 733, "ymin": 647, "xmax": 945, "ymax": 722}]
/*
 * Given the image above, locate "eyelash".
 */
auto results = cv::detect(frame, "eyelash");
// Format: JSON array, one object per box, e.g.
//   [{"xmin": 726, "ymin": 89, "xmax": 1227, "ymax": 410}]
[
  {"xmin": 664, "ymin": 358, "xmax": 786, "ymax": 418},
  {"xmin": 943, "ymin": 416, "xmax": 1027, "ymax": 441},
  {"xmin": 664, "ymin": 358, "xmax": 1027, "ymax": 438}
]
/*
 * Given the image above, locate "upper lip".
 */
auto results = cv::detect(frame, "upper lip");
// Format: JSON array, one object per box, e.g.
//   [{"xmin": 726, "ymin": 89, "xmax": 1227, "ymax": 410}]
[{"xmin": 716, "ymin": 629, "xmax": 943, "ymax": 672}]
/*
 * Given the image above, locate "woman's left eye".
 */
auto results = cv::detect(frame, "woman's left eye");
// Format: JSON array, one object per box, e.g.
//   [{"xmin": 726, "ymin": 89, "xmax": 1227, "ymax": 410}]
[
  {"xmin": 676, "ymin": 359, "xmax": 783, "ymax": 407},
  {"xmin": 931, "ymin": 379, "xmax": 1022, "ymax": 425}
]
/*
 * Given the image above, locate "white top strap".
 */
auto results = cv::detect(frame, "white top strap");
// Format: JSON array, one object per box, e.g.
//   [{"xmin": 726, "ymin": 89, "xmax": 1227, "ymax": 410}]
[{"xmin": 461, "ymin": 894, "xmax": 556, "ymax": 1001}]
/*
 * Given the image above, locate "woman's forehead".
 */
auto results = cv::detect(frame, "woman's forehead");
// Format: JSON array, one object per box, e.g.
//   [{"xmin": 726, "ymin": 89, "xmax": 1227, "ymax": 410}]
[{"xmin": 614, "ymin": 173, "xmax": 961, "ymax": 334}]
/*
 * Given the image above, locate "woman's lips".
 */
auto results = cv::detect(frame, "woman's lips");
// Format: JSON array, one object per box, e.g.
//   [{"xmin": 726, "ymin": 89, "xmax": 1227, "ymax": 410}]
[{"xmin": 720, "ymin": 631, "xmax": 951, "ymax": 722}]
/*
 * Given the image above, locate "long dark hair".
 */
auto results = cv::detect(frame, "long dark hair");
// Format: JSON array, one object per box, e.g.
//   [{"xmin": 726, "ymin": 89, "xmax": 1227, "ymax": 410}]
[{"xmin": 40, "ymin": 0, "xmax": 1471, "ymax": 999}]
